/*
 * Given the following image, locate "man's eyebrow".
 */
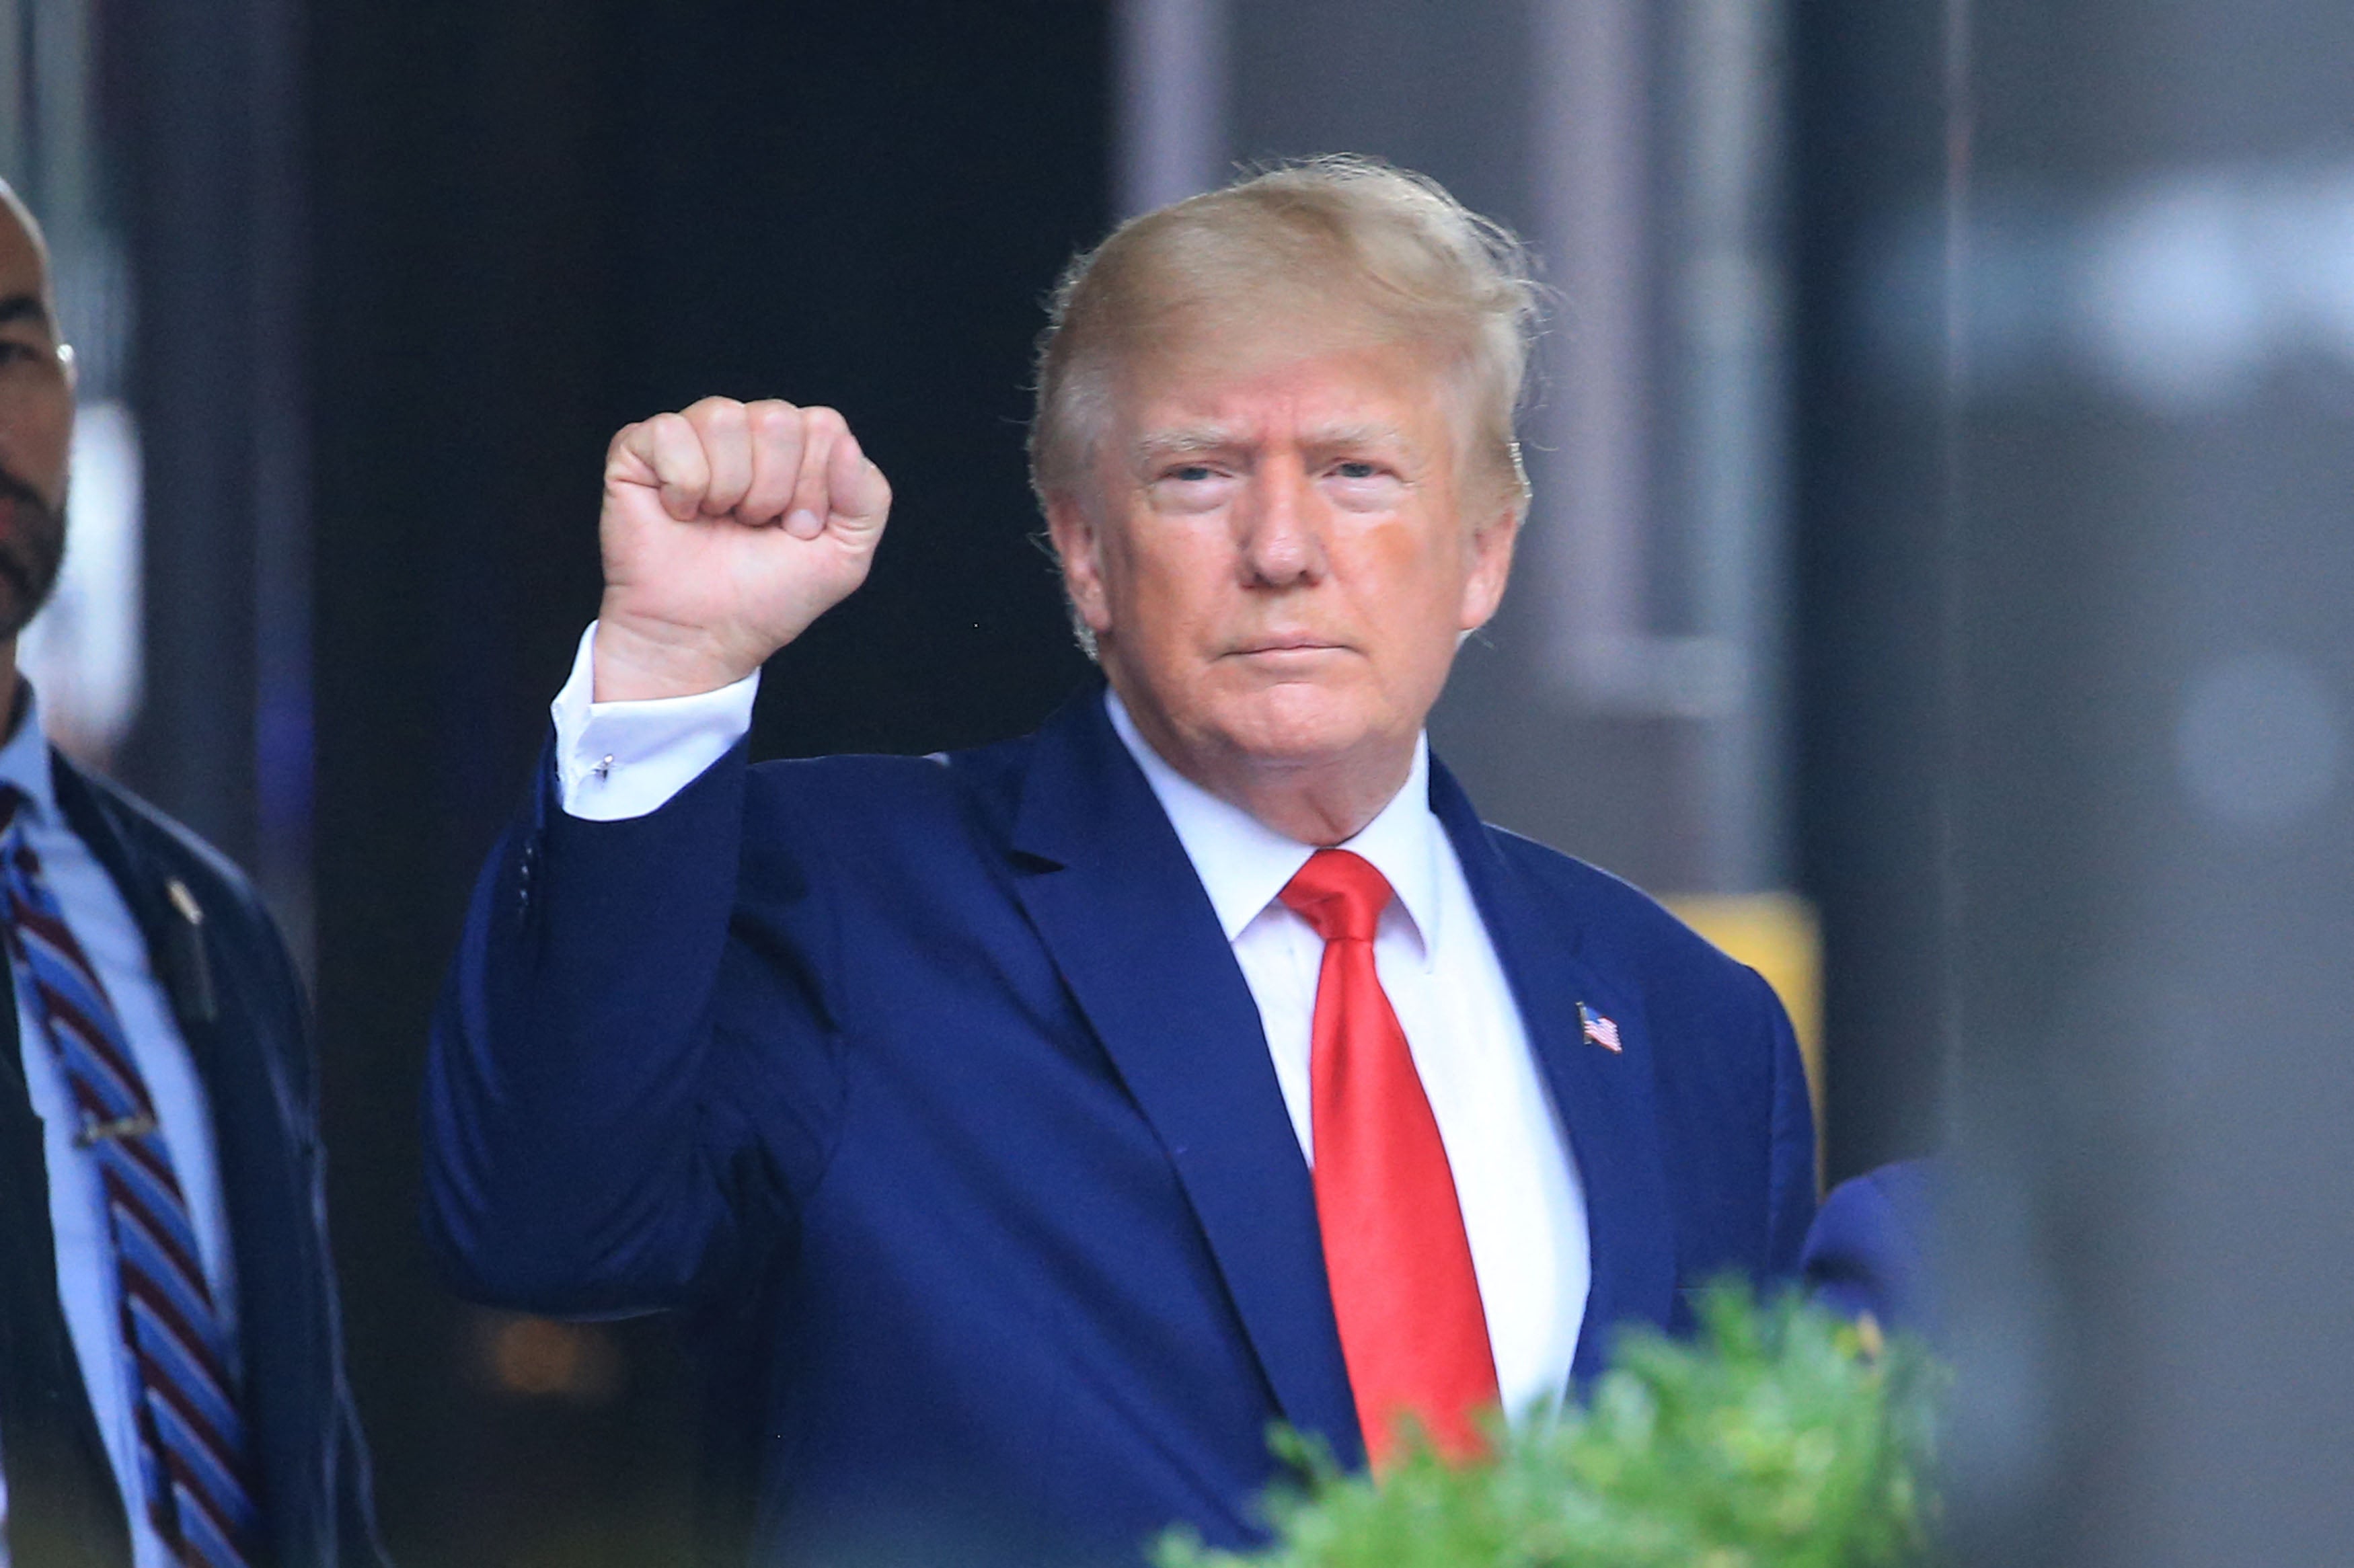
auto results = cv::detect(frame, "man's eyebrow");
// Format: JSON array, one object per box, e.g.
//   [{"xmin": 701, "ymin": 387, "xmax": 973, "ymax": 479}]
[
  {"xmin": 0, "ymin": 293, "xmax": 51, "ymax": 331},
  {"xmin": 1131, "ymin": 422, "xmax": 1413, "ymax": 464},
  {"xmin": 1132, "ymin": 426, "xmax": 1242, "ymax": 464}
]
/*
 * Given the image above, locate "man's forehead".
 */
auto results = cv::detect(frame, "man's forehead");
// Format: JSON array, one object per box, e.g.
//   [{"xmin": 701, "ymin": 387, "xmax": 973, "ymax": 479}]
[
  {"xmin": 1123, "ymin": 323, "xmax": 1446, "ymax": 399},
  {"xmin": 1114, "ymin": 330, "xmax": 1461, "ymax": 456}
]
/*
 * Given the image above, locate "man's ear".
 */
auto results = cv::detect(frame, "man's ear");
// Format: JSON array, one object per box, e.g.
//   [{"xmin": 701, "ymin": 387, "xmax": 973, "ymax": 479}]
[
  {"xmin": 1045, "ymin": 492, "xmax": 1116, "ymax": 637},
  {"xmin": 1457, "ymin": 500, "xmax": 1522, "ymax": 634}
]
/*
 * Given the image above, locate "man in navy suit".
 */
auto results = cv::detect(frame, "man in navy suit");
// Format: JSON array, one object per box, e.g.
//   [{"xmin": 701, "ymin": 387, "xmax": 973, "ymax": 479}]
[
  {"xmin": 424, "ymin": 158, "xmax": 1815, "ymax": 1566},
  {"xmin": 0, "ymin": 186, "xmax": 383, "ymax": 1567}
]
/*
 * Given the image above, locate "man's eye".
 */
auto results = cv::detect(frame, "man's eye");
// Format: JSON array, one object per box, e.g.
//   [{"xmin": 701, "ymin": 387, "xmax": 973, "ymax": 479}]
[
  {"xmin": 1331, "ymin": 461, "xmax": 1384, "ymax": 481},
  {"xmin": 1166, "ymin": 464, "xmax": 1217, "ymax": 483}
]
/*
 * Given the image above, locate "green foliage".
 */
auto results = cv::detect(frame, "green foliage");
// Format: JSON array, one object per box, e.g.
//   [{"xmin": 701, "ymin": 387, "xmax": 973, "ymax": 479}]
[{"xmin": 1158, "ymin": 1286, "xmax": 1942, "ymax": 1568}]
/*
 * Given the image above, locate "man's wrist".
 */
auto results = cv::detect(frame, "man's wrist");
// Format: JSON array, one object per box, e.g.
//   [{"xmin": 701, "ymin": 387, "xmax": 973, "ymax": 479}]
[{"xmin": 590, "ymin": 612, "xmax": 767, "ymax": 703}]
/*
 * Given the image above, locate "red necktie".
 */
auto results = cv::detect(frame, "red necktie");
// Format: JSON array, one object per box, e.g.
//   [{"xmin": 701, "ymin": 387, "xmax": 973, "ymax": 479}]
[{"xmin": 1281, "ymin": 849, "xmax": 1498, "ymax": 1469}]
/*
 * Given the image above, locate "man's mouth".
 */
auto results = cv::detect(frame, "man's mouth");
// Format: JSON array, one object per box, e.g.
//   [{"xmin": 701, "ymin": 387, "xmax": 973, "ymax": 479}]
[{"xmin": 1229, "ymin": 636, "xmax": 1344, "ymax": 657}]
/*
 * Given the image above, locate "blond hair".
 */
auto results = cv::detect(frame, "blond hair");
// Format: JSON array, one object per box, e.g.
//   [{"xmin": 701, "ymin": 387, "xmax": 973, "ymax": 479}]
[{"xmin": 1028, "ymin": 155, "xmax": 1541, "ymax": 518}]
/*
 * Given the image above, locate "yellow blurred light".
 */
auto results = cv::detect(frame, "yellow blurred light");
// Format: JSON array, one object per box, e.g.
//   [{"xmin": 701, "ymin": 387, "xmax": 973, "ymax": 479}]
[{"xmin": 1662, "ymin": 891, "xmax": 1825, "ymax": 1193}]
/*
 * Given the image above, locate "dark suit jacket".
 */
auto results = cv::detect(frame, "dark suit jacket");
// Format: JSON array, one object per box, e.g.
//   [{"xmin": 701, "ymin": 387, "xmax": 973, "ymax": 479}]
[
  {"xmin": 0, "ymin": 754, "xmax": 386, "ymax": 1567},
  {"xmin": 423, "ymin": 687, "xmax": 1815, "ymax": 1567}
]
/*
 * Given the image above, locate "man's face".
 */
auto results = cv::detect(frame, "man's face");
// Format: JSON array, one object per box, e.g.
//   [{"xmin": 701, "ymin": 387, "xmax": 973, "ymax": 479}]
[
  {"xmin": 0, "ymin": 200, "xmax": 70, "ymax": 642},
  {"xmin": 1050, "ymin": 317, "xmax": 1518, "ymax": 795}
]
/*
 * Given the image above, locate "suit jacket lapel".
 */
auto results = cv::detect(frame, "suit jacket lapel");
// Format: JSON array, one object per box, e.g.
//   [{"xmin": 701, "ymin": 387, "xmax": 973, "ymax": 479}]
[
  {"xmin": 1008, "ymin": 691, "xmax": 1365, "ymax": 1466},
  {"xmin": 1428, "ymin": 758, "xmax": 1677, "ymax": 1384},
  {"xmin": 51, "ymin": 754, "xmax": 329, "ymax": 1563}
]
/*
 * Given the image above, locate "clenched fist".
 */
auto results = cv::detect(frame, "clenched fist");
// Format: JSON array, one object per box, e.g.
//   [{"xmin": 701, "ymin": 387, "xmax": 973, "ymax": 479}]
[{"xmin": 594, "ymin": 396, "xmax": 892, "ymax": 701}]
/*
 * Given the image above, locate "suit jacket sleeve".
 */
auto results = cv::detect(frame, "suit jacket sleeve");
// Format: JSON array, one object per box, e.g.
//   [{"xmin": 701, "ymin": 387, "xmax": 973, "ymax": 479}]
[{"xmin": 421, "ymin": 739, "xmax": 841, "ymax": 1317}]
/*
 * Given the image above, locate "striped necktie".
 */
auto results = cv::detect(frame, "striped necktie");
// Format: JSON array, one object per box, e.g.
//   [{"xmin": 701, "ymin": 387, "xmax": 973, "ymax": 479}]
[{"xmin": 0, "ymin": 797, "xmax": 260, "ymax": 1567}]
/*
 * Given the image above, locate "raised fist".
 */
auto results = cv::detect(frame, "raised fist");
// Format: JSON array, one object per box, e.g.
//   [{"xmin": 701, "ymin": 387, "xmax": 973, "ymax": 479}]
[{"xmin": 594, "ymin": 396, "xmax": 893, "ymax": 701}]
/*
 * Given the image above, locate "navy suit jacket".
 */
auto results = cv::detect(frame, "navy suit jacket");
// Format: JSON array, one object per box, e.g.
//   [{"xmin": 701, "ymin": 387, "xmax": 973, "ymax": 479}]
[
  {"xmin": 28, "ymin": 754, "xmax": 386, "ymax": 1567},
  {"xmin": 423, "ymin": 687, "xmax": 1815, "ymax": 1567}
]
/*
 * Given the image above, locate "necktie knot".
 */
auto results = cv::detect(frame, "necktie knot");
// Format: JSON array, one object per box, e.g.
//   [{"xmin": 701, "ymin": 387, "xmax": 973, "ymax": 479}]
[{"xmin": 1279, "ymin": 848, "xmax": 1393, "ymax": 945}]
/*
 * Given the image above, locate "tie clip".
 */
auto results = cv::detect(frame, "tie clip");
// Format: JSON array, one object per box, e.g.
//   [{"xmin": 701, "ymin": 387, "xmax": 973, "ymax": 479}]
[{"xmin": 75, "ymin": 1111, "xmax": 157, "ymax": 1148}]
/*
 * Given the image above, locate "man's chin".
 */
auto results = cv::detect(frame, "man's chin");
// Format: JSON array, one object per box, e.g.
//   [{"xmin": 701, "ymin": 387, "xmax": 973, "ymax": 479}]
[
  {"xmin": 0, "ymin": 518, "xmax": 63, "ymax": 643},
  {"xmin": 1209, "ymin": 688, "xmax": 1396, "ymax": 771},
  {"xmin": 0, "ymin": 567, "xmax": 50, "ymax": 644},
  {"xmin": 0, "ymin": 586, "xmax": 34, "ymax": 643}
]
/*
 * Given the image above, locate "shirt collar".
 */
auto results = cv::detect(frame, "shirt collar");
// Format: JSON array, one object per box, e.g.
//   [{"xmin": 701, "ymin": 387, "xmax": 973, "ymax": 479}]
[
  {"xmin": 1104, "ymin": 687, "xmax": 1443, "ymax": 962},
  {"xmin": 0, "ymin": 682, "xmax": 57, "ymax": 826}
]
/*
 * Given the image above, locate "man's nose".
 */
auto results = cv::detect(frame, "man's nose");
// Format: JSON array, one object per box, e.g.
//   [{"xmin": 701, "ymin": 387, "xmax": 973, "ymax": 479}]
[{"xmin": 1236, "ymin": 461, "xmax": 1326, "ymax": 587}]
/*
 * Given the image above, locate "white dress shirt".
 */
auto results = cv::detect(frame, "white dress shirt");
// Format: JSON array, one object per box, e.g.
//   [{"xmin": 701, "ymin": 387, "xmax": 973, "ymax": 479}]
[
  {"xmin": 549, "ymin": 622, "xmax": 1591, "ymax": 1417},
  {"xmin": 0, "ymin": 688, "xmax": 240, "ymax": 1568}
]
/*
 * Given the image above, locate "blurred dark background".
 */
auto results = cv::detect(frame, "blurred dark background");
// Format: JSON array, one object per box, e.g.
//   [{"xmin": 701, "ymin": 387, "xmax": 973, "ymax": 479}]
[{"xmin": 13, "ymin": 0, "xmax": 2353, "ymax": 1562}]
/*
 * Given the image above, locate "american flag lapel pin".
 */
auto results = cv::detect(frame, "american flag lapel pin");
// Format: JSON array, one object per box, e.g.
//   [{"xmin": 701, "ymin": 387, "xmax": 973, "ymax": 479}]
[{"xmin": 1579, "ymin": 1001, "xmax": 1623, "ymax": 1053}]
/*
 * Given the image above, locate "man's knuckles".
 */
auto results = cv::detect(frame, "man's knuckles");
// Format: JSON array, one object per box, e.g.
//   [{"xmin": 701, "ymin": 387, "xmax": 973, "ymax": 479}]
[{"xmin": 608, "ymin": 401, "xmax": 876, "ymax": 532}]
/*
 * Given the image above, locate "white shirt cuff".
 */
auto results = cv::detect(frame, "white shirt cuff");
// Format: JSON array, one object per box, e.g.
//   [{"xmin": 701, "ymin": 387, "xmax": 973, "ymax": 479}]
[{"xmin": 549, "ymin": 623, "xmax": 759, "ymax": 820}]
